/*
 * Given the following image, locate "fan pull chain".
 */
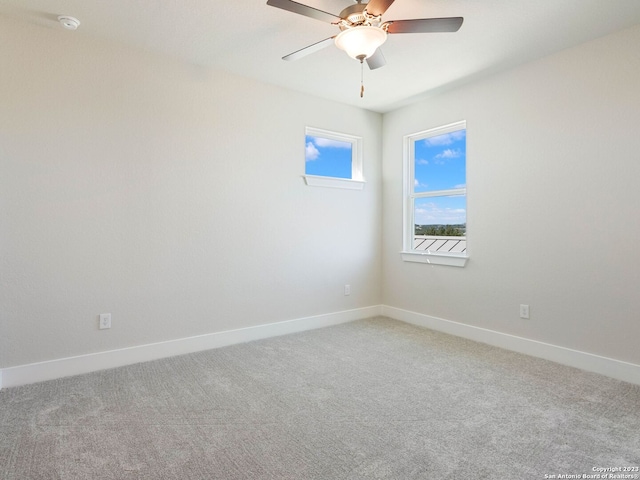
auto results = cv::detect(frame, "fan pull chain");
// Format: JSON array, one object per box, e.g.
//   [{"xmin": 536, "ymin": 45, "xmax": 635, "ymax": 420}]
[{"xmin": 359, "ymin": 56, "xmax": 365, "ymax": 98}]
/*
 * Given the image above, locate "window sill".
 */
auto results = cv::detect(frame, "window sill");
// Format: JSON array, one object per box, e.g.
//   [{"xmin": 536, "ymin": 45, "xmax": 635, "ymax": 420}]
[
  {"xmin": 303, "ymin": 175, "xmax": 365, "ymax": 190},
  {"xmin": 401, "ymin": 251, "xmax": 468, "ymax": 267}
]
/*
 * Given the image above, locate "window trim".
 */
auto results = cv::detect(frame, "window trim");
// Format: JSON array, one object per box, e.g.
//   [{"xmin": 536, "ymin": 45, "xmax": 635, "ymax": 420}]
[
  {"xmin": 402, "ymin": 121, "xmax": 468, "ymax": 267},
  {"xmin": 303, "ymin": 127, "xmax": 365, "ymax": 190}
]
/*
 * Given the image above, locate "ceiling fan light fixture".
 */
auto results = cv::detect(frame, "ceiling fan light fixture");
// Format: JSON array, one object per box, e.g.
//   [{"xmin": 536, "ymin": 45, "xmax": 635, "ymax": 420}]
[{"xmin": 334, "ymin": 26, "xmax": 387, "ymax": 60}]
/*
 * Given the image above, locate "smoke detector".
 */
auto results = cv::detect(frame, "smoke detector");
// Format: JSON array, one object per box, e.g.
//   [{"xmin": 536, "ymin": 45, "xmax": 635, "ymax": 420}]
[{"xmin": 58, "ymin": 16, "xmax": 80, "ymax": 30}]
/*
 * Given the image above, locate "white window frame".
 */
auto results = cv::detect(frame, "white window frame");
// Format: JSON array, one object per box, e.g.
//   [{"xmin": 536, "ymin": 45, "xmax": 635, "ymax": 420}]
[
  {"xmin": 303, "ymin": 127, "xmax": 365, "ymax": 190},
  {"xmin": 401, "ymin": 121, "xmax": 468, "ymax": 267}
]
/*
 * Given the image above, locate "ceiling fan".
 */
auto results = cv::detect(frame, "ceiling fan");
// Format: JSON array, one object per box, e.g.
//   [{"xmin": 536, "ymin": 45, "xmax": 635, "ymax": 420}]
[{"xmin": 266, "ymin": 0, "xmax": 463, "ymax": 71}]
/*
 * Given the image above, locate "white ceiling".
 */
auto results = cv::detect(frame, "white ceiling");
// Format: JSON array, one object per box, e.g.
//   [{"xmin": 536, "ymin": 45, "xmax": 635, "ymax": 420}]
[{"xmin": 3, "ymin": 0, "xmax": 640, "ymax": 112}]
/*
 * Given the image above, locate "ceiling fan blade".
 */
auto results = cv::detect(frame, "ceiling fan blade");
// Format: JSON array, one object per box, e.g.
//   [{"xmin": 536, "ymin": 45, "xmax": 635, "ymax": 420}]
[
  {"xmin": 366, "ymin": 48, "xmax": 386, "ymax": 70},
  {"xmin": 282, "ymin": 36, "xmax": 336, "ymax": 61},
  {"xmin": 266, "ymin": 0, "xmax": 341, "ymax": 23},
  {"xmin": 364, "ymin": 0, "xmax": 396, "ymax": 17},
  {"xmin": 386, "ymin": 17, "xmax": 463, "ymax": 34}
]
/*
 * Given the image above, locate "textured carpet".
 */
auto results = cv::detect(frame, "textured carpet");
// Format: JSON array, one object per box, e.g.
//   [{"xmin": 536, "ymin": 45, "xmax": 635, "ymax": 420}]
[{"xmin": 1, "ymin": 317, "xmax": 639, "ymax": 479}]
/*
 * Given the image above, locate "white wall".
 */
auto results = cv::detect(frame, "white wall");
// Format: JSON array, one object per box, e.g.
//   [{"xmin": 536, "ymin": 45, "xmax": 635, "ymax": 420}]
[
  {"xmin": 382, "ymin": 25, "xmax": 640, "ymax": 366},
  {"xmin": 3, "ymin": 13, "xmax": 639, "ymax": 381},
  {"xmin": 0, "ymin": 16, "xmax": 382, "ymax": 368}
]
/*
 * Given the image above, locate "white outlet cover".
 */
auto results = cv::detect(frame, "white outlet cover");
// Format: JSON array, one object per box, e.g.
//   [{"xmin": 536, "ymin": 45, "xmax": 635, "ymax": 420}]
[{"xmin": 99, "ymin": 313, "xmax": 111, "ymax": 329}]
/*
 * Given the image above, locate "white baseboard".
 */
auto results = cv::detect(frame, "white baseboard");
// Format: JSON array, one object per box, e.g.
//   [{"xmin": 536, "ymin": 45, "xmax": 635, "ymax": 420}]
[
  {"xmin": 382, "ymin": 305, "xmax": 640, "ymax": 386},
  {"xmin": 5, "ymin": 304, "xmax": 638, "ymax": 389},
  {"xmin": 0, "ymin": 305, "xmax": 383, "ymax": 390}
]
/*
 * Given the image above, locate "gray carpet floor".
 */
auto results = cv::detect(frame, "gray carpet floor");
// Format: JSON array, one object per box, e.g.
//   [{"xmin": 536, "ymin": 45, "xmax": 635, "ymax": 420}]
[{"xmin": 1, "ymin": 317, "xmax": 639, "ymax": 479}]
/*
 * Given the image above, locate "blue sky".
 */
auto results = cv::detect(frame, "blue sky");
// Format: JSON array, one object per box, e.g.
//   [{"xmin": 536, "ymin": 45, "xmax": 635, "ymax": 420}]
[
  {"xmin": 304, "ymin": 130, "xmax": 466, "ymax": 226},
  {"xmin": 414, "ymin": 130, "xmax": 466, "ymax": 226},
  {"xmin": 305, "ymin": 135, "xmax": 352, "ymax": 179}
]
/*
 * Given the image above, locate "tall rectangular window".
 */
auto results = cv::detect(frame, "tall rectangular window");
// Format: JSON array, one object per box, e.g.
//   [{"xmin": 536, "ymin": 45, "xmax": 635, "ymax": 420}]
[
  {"xmin": 303, "ymin": 127, "xmax": 364, "ymax": 190},
  {"xmin": 403, "ymin": 121, "xmax": 468, "ymax": 267}
]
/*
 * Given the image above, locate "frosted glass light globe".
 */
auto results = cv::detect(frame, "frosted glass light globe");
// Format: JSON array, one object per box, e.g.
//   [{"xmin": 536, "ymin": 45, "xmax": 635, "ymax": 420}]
[{"xmin": 335, "ymin": 26, "xmax": 387, "ymax": 60}]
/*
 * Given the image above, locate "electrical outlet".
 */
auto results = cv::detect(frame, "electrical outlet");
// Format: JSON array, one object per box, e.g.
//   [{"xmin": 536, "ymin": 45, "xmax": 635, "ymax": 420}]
[
  {"xmin": 99, "ymin": 313, "xmax": 111, "ymax": 329},
  {"xmin": 344, "ymin": 284, "xmax": 351, "ymax": 296},
  {"xmin": 519, "ymin": 304, "xmax": 530, "ymax": 319}
]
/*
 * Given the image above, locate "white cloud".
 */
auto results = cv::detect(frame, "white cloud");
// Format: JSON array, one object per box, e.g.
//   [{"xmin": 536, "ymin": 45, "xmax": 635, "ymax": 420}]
[
  {"xmin": 423, "ymin": 130, "xmax": 466, "ymax": 147},
  {"xmin": 313, "ymin": 137, "xmax": 351, "ymax": 149},
  {"xmin": 453, "ymin": 183, "xmax": 466, "ymax": 189},
  {"xmin": 305, "ymin": 142, "xmax": 320, "ymax": 161},
  {"xmin": 414, "ymin": 202, "xmax": 466, "ymax": 224},
  {"xmin": 416, "ymin": 159, "xmax": 429, "ymax": 165},
  {"xmin": 435, "ymin": 149, "xmax": 461, "ymax": 160}
]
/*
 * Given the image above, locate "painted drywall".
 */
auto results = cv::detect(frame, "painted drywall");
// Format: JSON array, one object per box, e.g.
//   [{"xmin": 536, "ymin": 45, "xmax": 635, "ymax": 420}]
[
  {"xmin": 382, "ymin": 24, "xmax": 640, "ymax": 365},
  {"xmin": 0, "ymin": 16, "xmax": 382, "ymax": 368}
]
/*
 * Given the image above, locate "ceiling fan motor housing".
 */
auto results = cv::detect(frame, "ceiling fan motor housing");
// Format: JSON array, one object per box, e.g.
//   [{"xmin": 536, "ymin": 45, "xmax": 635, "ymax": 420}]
[{"xmin": 338, "ymin": 3, "xmax": 382, "ymax": 30}]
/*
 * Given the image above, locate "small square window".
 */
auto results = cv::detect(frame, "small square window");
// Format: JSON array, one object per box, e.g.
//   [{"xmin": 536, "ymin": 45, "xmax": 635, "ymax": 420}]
[{"xmin": 303, "ymin": 127, "xmax": 364, "ymax": 190}]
